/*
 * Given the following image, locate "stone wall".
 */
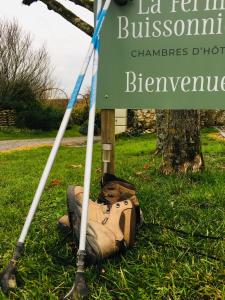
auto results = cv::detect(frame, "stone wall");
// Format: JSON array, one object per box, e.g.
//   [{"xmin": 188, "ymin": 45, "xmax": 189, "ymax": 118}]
[
  {"xmin": 0, "ymin": 110, "xmax": 16, "ymax": 127},
  {"xmin": 132, "ymin": 109, "xmax": 156, "ymax": 130},
  {"xmin": 131, "ymin": 109, "xmax": 225, "ymax": 130},
  {"xmin": 200, "ymin": 110, "xmax": 225, "ymax": 127}
]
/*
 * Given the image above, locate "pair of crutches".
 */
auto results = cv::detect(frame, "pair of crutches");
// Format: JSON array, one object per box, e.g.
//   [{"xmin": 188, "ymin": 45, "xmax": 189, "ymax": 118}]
[{"xmin": 0, "ymin": 0, "xmax": 111, "ymax": 298}]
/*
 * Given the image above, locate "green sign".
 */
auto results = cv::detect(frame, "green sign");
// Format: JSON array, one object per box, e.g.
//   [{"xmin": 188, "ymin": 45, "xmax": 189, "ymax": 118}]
[{"xmin": 96, "ymin": 0, "xmax": 225, "ymax": 109}]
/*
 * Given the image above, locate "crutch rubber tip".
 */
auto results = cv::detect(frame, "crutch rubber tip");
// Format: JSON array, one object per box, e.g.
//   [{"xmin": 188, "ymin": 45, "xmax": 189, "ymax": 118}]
[
  {"xmin": 0, "ymin": 261, "xmax": 17, "ymax": 295},
  {"xmin": 73, "ymin": 272, "xmax": 88, "ymax": 300}
]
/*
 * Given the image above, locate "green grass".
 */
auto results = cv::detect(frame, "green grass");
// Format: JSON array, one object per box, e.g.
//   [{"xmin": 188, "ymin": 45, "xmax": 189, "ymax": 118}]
[
  {"xmin": 0, "ymin": 125, "xmax": 83, "ymax": 140},
  {"xmin": 0, "ymin": 130, "xmax": 225, "ymax": 299}
]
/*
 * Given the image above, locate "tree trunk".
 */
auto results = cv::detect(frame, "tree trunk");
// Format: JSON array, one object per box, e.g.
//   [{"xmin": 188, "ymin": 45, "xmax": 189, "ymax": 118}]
[
  {"xmin": 155, "ymin": 109, "xmax": 168, "ymax": 155},
  {"xmin": 161, "ymin": 110, "xmax": 204, "ymax": 174}
]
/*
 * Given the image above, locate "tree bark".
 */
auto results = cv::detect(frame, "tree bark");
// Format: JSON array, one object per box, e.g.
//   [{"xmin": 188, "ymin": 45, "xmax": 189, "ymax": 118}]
[
  {"xmin": 155, "ymin": 109, "xmax": 168, "ymax": 155},
  {"xmin": 22, "ymin": 0, "xmax": 93, "ymax": 36},
  {"xmin": 161, "ymin": 110, "xmax": 204, "ymax": 174}
]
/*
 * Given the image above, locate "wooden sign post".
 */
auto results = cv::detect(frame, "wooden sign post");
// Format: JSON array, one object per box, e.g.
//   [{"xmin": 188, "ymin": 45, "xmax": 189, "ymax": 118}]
[{"xmin": 101, "ymin": 109, "xmax": 115, "ymax": 174}]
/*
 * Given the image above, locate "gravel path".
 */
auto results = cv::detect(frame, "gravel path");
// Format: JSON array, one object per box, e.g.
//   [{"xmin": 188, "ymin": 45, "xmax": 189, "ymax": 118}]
[{"xmin": 0, "ymin": 136, "xmax": 101, "ymax": 152}]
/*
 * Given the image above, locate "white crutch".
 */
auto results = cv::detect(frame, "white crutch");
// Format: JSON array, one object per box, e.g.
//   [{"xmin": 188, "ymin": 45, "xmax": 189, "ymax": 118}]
[{"xmin": 0, "ymin": 0, "xmax": 111, "ymax": 295}]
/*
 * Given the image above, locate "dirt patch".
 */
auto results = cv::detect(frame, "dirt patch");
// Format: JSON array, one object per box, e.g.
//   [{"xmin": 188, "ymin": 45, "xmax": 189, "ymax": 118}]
[
  {"xmin": 0, "ymin": 144, "xmax": 52, "ymax": 153},
  {"xmin": 0, "ymin": 136, "xmax": 101, "ymax": 153}
]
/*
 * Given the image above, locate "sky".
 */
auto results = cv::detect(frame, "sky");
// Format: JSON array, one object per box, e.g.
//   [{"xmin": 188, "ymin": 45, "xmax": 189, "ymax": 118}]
[{"xmin": 0, "ymin": 0, "xmax": 94, "ymax": 98}]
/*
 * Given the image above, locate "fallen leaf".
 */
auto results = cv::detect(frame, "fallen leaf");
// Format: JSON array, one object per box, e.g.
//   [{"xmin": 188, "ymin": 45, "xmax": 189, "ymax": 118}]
[
  {"xmin": 70, "ymin": 164, "xmax": 82, "ymax": 169},
  {"xmin": 50, "ymin": 179, "xmax": 61, "ymax": 186},
  {"xmin": 144, "ymin": 163, "xmax": 151, "ymax": 169},
  {"xmin": 134, "ymin": 171, "xmax": 143, "ymax": 176}
]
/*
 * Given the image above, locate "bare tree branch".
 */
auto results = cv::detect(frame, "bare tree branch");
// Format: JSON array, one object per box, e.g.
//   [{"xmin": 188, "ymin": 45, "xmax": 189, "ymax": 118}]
[{"xmin": 22, "ymin": 0, "xmax": 93, "ymax": 36}]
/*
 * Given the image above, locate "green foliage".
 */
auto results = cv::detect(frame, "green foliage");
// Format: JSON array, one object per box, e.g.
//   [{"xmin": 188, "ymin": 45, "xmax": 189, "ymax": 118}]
[
  {"xmin": 70, "ymin": 93, "xmax": 101, "ymax": 131},
  {"xmin": 71, "ymin": 101, "xmax": 89, "ymax": 125},
  {"xmin": 16, "ymin": 106, "xmax": 64, "ymax": 131},
  {"xmin": 0, "ymin": 77, "xmax": 64, "ymax": 132},
  {"xmin": 0, "ymin": 79, "xmax": 37, "ymax": 111},
  {"xmin": 71, "ymin": 96, "xmax": 101, "ymax": 135},
  {"xmin": 0, "ymin": 76, "xmax": 63, "ymax": 130},
  {"xmin": 0, "ymin": 130, "xmax": 225, "ymax": 299},
  {"xmin": 0, "ymin": 19, "xmax": 57, "ymax": 131},
  {"xmin": 0, "ymin": 79, "xmax": 64, "ymax": 131},
  {"xmin": 79, "ymin": 119, "xmax": 100, "ymax": 136}
]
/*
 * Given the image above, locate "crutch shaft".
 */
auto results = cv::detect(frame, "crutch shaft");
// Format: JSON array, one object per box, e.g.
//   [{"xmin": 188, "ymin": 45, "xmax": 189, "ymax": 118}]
[
  {"xmin": 18, "ymin": 1, "xmax": 110, "ymax": 244},
  {"xmin": 78, "ymin": 0, "xmax": 106, "ymax": 253}
]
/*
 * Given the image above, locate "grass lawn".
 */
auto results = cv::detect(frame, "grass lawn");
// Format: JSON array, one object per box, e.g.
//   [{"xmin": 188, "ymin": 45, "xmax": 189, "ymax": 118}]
[
  {"xmin": 0, "ymin": 129, "xmax": 225, "ymax": 299},
  {"xmin": 0, "ymin": 125, "xmax": 82, "ymax": 140}
]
